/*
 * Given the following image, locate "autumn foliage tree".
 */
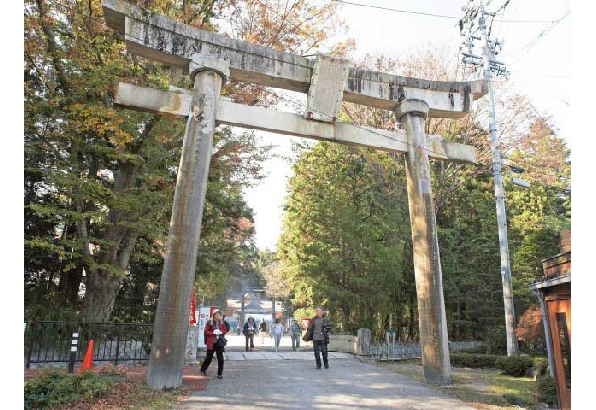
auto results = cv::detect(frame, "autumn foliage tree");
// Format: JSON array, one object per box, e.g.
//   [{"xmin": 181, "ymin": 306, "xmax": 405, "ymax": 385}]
[
  {"xmin": 25, "ymin": 0, "xmax": 356, "ymax": 322},
  {"xmin": 516, "ymin": 304, "xmax": 546, "ymax": 354}
]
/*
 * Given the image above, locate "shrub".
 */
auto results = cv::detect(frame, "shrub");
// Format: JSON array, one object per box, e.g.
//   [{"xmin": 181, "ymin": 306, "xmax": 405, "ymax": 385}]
[
  {"xmin": 537, "ymin": 375, "xmax": 557, "ymax": 405},
  {"xmin": 531, "ymin": 357, "xmax": 549, "ymax": 377},
  {"xmin": 24, "ymin": 369, "xmax": 111, "ymax": 409},
  {"xmin": 495, "ymin": 356, "xmax": 534, "ymax": 377},
  {"xmin": 450, "ymin": 353, "xmax": 500, "ymax": 368}
]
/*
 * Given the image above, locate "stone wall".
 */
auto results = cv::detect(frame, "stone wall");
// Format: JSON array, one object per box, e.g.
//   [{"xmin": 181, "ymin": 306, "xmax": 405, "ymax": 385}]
[
  {"xmin": 363, "ymin": 337, "xmax": 483, "ymax": 361},
  {"xmin": 327, "ymin": 334, "xmax": 356, "ymax": 354}
]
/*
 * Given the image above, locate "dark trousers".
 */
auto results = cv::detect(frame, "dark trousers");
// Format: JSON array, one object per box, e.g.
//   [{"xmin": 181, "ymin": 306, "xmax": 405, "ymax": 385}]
[
  {"xmin": 291, "ymin": 333, "xmax": 301, "ymax": 351},
  {"xmin": 201, "ymin": 347, "xmax": 224, "ymax": 376},
  {"xmin": 245, "ymin": 334, "xmax": 254, "ymax": 351},
  {"xmin": 313, "ymin": 339, "xmax": 328, "ymax": 367}
]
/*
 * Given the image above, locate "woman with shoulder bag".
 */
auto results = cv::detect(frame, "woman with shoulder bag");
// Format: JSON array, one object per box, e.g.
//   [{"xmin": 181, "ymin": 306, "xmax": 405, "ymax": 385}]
[{"xmin": 200, "ymin": 309, "xmax": 228, "ymax": 379}]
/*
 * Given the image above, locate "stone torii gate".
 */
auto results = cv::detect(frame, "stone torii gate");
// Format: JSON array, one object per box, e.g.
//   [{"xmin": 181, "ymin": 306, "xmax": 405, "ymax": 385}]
[{"xmin": 102, "ymin": 0, "xmax": 487, "ymax": 388}]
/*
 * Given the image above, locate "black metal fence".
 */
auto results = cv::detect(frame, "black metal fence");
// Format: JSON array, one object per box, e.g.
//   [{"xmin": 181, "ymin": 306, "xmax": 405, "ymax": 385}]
[{"xmin": 25, "ymin": 321, "xmax": 153, "ymax": 368}]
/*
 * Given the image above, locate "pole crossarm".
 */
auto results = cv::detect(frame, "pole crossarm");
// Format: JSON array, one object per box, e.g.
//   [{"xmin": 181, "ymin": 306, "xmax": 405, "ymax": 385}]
[
  {"xmin": 114, "ymin": 82, "xmax": 477, "ymax": 164},
  {"xmin": 102, "ymin": 0, "xmax": 487, "ymax": 118}
]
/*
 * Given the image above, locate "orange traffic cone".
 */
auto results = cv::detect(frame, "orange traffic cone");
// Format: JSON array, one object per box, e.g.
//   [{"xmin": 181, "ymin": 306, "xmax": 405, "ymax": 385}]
[{"xmin": 79, "ymin": 340, "xmax": 94, "ymax": 374}]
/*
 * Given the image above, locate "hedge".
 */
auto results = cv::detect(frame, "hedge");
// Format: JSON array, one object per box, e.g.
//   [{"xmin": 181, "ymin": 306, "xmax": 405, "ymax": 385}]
[
  {"xmin": 495, "ymin": 356, "xmax": 535, "ymax": 377},
  {"xmin": 450, "ymin": 353, "xmax": 501, "ymax": 369}
]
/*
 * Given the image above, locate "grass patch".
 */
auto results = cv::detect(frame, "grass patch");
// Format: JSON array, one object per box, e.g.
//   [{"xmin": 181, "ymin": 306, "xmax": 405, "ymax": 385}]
[{"xmin": 387, "ymin": 362, "xmax": 542, "ymax": 409}]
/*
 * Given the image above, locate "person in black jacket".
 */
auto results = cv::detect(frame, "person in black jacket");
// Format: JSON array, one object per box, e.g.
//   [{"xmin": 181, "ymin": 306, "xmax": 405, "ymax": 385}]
[
  {"xmin": 290, "ymin": 319, "xmax": 302, "ymax": 351},
  {"xmin": 302, "ymin": 306, "xmax": 332, "ymax": 369},
  {"xmin": 243, "ymin": 316, "xmax": 257, "ymax": 352}
]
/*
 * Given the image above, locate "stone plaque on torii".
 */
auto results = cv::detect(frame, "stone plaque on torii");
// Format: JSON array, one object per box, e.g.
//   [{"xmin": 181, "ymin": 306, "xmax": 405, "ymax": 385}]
[{"xmin": 102, "ymin": 0, "xmax": 487, "ymax": 388}]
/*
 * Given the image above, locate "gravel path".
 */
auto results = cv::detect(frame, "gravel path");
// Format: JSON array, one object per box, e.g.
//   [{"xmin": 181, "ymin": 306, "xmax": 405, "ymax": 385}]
[{"xmin": 178, "ymin": 357, "xmax": 478, "ymax": 410}]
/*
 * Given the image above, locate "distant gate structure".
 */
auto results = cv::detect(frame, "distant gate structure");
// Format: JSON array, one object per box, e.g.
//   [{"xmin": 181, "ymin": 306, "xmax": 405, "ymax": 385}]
[{"xmin": 102, "ymin": 0, "xmax": 488, "ymax": 388}]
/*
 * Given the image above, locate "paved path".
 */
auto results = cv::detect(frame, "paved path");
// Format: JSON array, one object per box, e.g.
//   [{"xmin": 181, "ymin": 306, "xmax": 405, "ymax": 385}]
[
  {"xmin": 178, "ymin": 358, "xmax": 477, "ymax": 410},
  {"xmin": 223, "ymin": 351, "xmax": 353, "ymax": 361}
]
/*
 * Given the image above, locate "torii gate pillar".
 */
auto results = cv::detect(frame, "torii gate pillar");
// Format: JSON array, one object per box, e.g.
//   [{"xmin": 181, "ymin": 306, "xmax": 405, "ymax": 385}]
[
  {"xmin": 147, "ymin": 54, "xmax": 228, "ymax": 389},
  {"xmin": 396, "ymin": 100, "xmax": 451, "ymax": 384}
]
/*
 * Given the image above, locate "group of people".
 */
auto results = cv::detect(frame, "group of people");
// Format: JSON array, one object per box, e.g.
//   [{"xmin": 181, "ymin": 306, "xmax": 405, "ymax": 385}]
[
  {"xmin": 242, "ymin": 316, "xmax": 303, "ymax": 352},
  {"xmin": 200, "ymin": 306, "xmax": 332, "ymax": 378}
]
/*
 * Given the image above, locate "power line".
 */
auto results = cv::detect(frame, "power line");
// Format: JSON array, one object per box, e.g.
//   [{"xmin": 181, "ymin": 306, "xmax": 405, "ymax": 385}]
[
  {"xmin": 510, "ymin": 76, "xmax": 570, "ymax": 106},
  {"xmin": 499, "ymin": 0, "xmax": 521, "ymax": 44},
  {"xmin": 330, "ymin": 0, "xmax": 457, "ymax": 19},
  {"xmin": 507, "ymin": 10, "xmax": 570, "ymax": 65},
  {"xmin": 331, "ymin": 0, "xmax": 561, "ymax": 23}
]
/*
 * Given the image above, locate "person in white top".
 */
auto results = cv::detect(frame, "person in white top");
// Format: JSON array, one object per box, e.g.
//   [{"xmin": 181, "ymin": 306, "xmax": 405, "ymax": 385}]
[{"xmin": 271, "ymin": 319, "xmax": 284, "ymax": 352}]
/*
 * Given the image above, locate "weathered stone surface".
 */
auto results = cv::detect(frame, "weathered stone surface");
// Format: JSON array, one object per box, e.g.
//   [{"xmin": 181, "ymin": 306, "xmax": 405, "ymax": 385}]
[
  {"xmin": 345, "ymin": 69, "xmax": 487, "ymax": 117},
  {"xmin": 113, "ymin": 82, "xmax": 476, "ymax": 164},
  {"xmin": 305, "ymin": 54, "xmax": 349, "ymax": 122},
  {"xmin": 356, "ymin": 328, "xmax": 371, "ymax": 356},
  {"xmin": 398, "ymin": 101, "xmax": 451, "ymax": 384},
  {"xmin": 146, "ymin": 69, "xmax": 223, "ymax": 390},
  {"xmin": 102, "ymin": 0, "xmax": 487, "ymax": 118},
  {"xmin": 185, "ymin": 326, "xmax": 199, "ymax": 363},
  {"xmin": 327, "ymin": 334, "xmax": 356, "ymax": 354}
]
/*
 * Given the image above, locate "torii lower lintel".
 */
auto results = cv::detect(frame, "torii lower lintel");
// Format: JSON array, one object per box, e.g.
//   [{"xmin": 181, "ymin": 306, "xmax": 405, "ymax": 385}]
[{"xmin": 113, "ymin": 82, "xmax": 477, "ymax": 164}]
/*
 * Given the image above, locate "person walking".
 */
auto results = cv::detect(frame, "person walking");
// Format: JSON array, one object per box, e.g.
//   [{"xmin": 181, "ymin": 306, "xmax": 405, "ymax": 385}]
[
  {"xmin": 272, "ymin": 318, "xmax": 284, "ymax": 352},
  {"xmin": 259, "ymin": 318, "xmax": 267, "ymax": 346},
  {"xmin": 290, "ymin": 319, "xmax": 302, "ymax": 351},
  {"xmin": 243, "ymin": 316, "xmax": 257, "ymax": 352},
  {"xmin": 200, "ymin": 309, "xmax": 228, "ymax": 379},
  {"xmin": 302, "ymin": 306, "xmax": 332, "ymax": 369}
]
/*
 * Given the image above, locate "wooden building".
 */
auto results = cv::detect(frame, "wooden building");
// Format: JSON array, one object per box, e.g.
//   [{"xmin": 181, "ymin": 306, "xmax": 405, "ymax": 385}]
[{"xmin": 530, "ymin": 229, "xmax": 571, "ymax": 409}]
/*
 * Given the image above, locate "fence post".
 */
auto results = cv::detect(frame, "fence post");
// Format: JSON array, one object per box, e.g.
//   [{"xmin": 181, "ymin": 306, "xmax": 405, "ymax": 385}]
[
  {"xmin": 68, "ymin": 332, "xmax": 79, "ymax": 373},
  {"xmin": 115, "ymin": 336, "xmax": 120, "ymax": 366},
  {"xmin": 25, "ymin": 321, "xmax": 36, "ymax": 369}
]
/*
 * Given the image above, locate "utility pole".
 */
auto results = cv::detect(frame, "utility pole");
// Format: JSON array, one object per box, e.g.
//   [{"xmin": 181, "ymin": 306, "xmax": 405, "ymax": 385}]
[{"xmin": 459, "ymin": 0, "xmax": 519, "ymax": 356}]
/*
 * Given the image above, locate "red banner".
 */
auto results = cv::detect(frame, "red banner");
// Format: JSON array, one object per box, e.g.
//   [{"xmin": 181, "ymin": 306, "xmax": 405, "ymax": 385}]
[{"xmin": 189, "ymin": 293, "xmax": 197, "ymax": 325}]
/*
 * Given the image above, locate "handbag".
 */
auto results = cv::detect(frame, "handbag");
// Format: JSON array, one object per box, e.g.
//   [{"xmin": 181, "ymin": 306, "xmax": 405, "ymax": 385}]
[{"xmin": 215, "ymin": 335, "xmax": 227, "ymax": 348}]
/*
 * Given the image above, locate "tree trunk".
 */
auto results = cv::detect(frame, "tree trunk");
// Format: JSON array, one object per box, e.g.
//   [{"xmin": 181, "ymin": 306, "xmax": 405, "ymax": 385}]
[
  {"xmin": 59, "ymin": 265, "xmax": 83, "ymax": 305},
  {"xmin": 80, "ymin": 160, "xmax": 140, "ymax": 322},
  {"xmin": 81, "ymin": 269, "xmax": 123, "ymax": 322}
]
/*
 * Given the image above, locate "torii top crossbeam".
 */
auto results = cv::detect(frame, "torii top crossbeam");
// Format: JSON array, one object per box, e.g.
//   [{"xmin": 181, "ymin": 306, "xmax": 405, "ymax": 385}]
[{"xmin": 102, "ymin": 0, "xmax": 486, "ymax": 119}]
